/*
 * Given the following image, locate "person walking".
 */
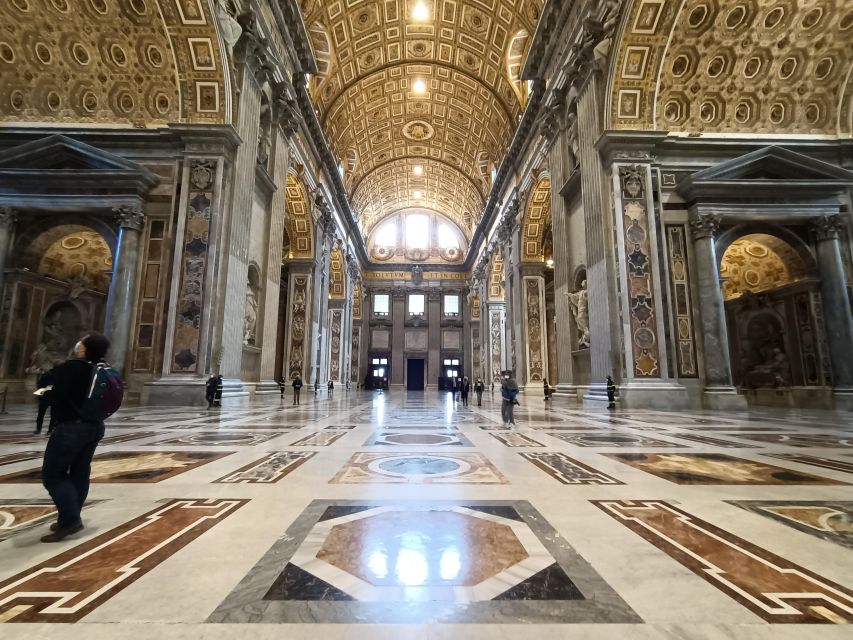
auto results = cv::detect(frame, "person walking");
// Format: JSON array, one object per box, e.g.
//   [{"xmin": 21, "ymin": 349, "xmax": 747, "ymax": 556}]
[
  {"xmin": 205, "ymin": 374, "xmax": 219, "ymax": 409},
  {"xmin": 460, "ymin": 376, "xmax": 471, "ymax": 407},
  {"xmin": 606, "ymin": 375, "xmax": 617, "ymax": 410},
  {"xmin": 292, "ymin": 374, "xmax": 303, "ymax": 405},
  {"xmin": 278, "ymin": 378, "xmax": 286, "ymax": 400},
  {"xmin": 40, "ymin": 333, "xmax": 111, "ymax": 542},
  {"xmin": 327, "ymin": 379, "xmax": 334, "ymax": 398},
  {"xmin": 34, "ymin": 370, "xmax": 56, "ymax": 435},
  {"xmin": 543, "ymin": 378, "xmax": 555, "ymax": 403},
  {"xmin": 500, "ymin": 370, "xmax": 519, "ymax": 427},
  {"xmin": 474, "ymin": 378, "xmax": 485, "ymax": 407}
]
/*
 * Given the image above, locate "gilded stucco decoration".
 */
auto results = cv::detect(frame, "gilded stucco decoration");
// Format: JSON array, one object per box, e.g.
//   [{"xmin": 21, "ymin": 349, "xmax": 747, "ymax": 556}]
[
  {"xmin": 329, "ymin": 244, "xmax": 345, "ymax": 299},
  {"xmin": 521, "ymin": 177, "xmax": 551, "ymax": 261},
  {"xmin": 37, "ymin": 229, "xmax": 113, "ymax": 293},
  {"xmin": 299, "ymin": 0, "xmax": 544, "ymax": 252},
  {"xmin": 352, "ymin": 280, "xmax": 362, "ymax": 320},
  {"xmin": 721, "ymin": 234, "xmax": 808, "ymax": 301},
  {"xmin": 0, "ymin": 0, "xmax": 228, "ymax": 126},
  {"xmin": 610, "ymin": 0, "xmax": 853, "ymax": 135},
  {"xmin": 284, "ymin": 172, "xmax": 314, "ymax": 258},
  {"xmin": 488, "ymin": 251, "xmax": 505, "ymax": 301}
]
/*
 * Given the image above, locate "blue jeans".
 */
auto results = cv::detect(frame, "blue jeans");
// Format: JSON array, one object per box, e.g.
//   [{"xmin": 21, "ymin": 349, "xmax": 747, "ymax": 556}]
[{"xmin": 42, "ymin": 420, "xmax": 105, "ymax": 528}]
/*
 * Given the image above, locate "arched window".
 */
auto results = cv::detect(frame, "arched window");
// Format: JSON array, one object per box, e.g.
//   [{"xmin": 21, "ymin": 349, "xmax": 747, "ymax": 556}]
[
  {"xmin": 374, "ymin": 220, "xmax": 397, "ymax": 246},
  {"xmin": 405, "ymin": 214, "xmax": 429, "ymax": 249},
  {"xmin": 437, "ymin": 222, "xmax": 458, "ymax": 248}
]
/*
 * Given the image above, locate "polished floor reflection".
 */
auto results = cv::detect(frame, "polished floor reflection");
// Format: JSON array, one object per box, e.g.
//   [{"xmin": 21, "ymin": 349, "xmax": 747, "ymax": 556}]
[{"xmin": 0, "ymin": 391, "xmax": 851, "ymax": 638}]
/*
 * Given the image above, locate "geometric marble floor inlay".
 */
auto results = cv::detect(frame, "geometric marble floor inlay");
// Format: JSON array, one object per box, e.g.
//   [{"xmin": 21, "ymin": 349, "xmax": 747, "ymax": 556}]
[
  {"xmin": 330, "ymin": 453, "xmax": 508, "ymax": 484},
  {"xmin": 2, "ymin": 393, "xmax": 853, "ymax": 637},
  {"xmin": 0, "ymin": 499, "xmax": 246, "ymax": 622},
  {"xmin": 208, "ymin": 500, "xmax": 640, "ymax": 623},
  {"xmin": 595, "ymin": 500, "xmax": 853, "ymax": 623},
  {"xmin": 604, "ymin": 453, "xmax": 848, "ymax": 485}
]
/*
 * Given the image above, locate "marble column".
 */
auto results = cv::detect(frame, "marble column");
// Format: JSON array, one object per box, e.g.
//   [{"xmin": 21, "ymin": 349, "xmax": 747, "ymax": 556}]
[
  {"xmin": 812, "ymin": 215, "xmax": 853, "ymax": 406},
  {"xmin": 215, "ymin": 28, "xmax": 264, "ymax": 395},
  {"xmin": 689, "ymin": 214, "xmax": 746, "ymax": 409},
  {"xmin": 576, "ymin": 70, "xmax": 617, "ymax": 402},
  {"xmin": 427, "ymin": 290, "xmax": 441, "ymax": 388},
  {"xmin": 283, "ymin": 263, "xmax": 313, "ymax": 381},
  {"xmin": 520, "ymin": 269, "xmax": 548, "ymax": 391},
  {"xmin": 390, "ymin": 289, "xmax": 406, "ymax": 389},
  {"xmin": 0, "ymin": 207, "xmax": 17, "ymax": 306},
  {"xmin": 105, "ymin": 206, "xmax": 145, "ymax": 374},
  {"xmin": 545, "ymin": 112, "xmax": 576, "ymax": 397}
]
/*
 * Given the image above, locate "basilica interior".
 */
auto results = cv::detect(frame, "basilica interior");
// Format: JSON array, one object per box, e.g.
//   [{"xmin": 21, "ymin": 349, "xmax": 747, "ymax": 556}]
[{"xmin": 0, "ymin": 0, "xmax": 852, "ymax": 637}]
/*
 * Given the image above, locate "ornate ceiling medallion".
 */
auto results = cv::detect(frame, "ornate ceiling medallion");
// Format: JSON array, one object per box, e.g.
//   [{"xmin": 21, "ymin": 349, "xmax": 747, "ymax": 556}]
[{"xmin": 402, "ymin": 120, "xmax": 434, "ymax": 142}]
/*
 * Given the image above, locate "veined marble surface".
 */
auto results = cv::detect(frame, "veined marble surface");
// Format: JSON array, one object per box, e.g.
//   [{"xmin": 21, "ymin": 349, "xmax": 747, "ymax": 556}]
[{"xmin": 0, "ymin": 390, "xmax": 852, "ymax": 636}]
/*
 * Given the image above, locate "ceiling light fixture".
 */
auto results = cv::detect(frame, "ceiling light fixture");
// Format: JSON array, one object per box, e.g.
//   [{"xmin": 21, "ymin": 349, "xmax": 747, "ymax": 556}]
[
  {"xmin": 412, "ymin": 1, "xmax": 429, "ymax": 20},
  {"xmin": 412, "ymin": 79, "xmax": 426, "ymax": 93},
  {"xmin": 413, "ymin": 190, "xmax": 423, "ymax": 199},
  {"xmin": 413, "ymin": 165, "xmax": 423, "ymax": 175}
]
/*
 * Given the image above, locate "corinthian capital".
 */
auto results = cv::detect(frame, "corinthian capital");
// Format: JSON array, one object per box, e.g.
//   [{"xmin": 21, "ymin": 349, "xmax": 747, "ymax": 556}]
[
  {"xmin": 811, "ymin": 215, "xmax": 844, "ymax": 241},
  {"xmin": 0, "ymin": 206, "xmax": 17, "ymax": 229},
  {"xmin": 113, "ymin": 206, "xmax": 146, "ymax": 231},
  {"xmin": 688, "ymin": 214, "xmax": 721, "ymax": 240}
]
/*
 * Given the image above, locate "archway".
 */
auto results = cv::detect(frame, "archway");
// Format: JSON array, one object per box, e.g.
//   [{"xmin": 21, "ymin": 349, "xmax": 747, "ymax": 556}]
[
  {"xmin": 2, "ymin": 221, "xmax": 114, "ymax": 380},
  {"xmin": 718, "ymin": 231, "xmax": 828, "ymax": 395}
]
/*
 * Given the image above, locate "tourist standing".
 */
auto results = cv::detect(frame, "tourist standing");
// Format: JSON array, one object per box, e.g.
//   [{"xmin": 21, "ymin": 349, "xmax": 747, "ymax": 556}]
[
  {"xmin": 606, "ymin": 376, "xmax": 617, "ymax": 410},
  {"xmin": 500, "ymin": 371, "xmax": 519, "ymax": 427},
  {"xmin": 205, "ymin": 374, "xmax": 219, "ymax": 409},
  {"xmin": 460, "ymin": 376, "xmax": 471, "ymax": 407},
  {"xmin": 292, "ymin": 374, "xmax": 303, "ymax": 405},
  {"xmin": 543, "ymin": 378, "xmax": 555, "ymax": 403},
  {"xmin": 33, "ymin": 370, "xmax": 55, "ymax": 435},
  {"xmin": 328, "ymin": 379, "xmax": 334, "ymax": 398},
  {"xmin": 474, "ymin": 378, "xmax": 484, "ymax": 406},
  {"xmin": 40, "ymin": 333, "xmax": 111, "ymax": 542}
]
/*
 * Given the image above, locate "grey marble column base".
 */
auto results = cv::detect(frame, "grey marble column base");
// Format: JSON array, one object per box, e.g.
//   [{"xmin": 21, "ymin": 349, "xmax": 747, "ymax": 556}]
[
  {"xmin": 552, "ymin": 383, "xmax": 580, "ymax": 402},
  {"xmin": 702, "ymin": 386, "xmax": 748, "ymax": 411},
  {"xmin": 582, "ymin": 383, "xmax": 610, "ymax": 410},
  {"xmin": 617, "ymin": 381, "xmax": 690, "ymax": 410},
  {"xmin": 220, "ymin": 378, "xmax": 250, "ymax": 406},
  {"xmin": 142, "ymin": 378, "xmax": 208, "ymax": 407},
  {"xmin": 254, "ymin": 380, "xmax": 283, "ymax": 396},
  {"xmin": 832, "ymin": 388, "xmax": 853, "ymax": 412}
]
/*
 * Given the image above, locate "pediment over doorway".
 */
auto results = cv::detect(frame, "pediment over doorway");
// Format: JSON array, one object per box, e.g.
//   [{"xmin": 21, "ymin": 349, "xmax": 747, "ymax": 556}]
[
  {"xmin": 0, "ymin": 135, "xmax": 158, "ymax": 204},
  {"xmin": 676, "ymin": 146, "xmax": 853, "ymax": 202}
]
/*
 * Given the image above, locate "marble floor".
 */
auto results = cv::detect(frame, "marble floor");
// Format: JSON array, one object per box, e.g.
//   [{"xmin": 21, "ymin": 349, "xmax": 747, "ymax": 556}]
[{"xmin": 0, "ymin": 391, "xmax": 852, "ymax": 638}]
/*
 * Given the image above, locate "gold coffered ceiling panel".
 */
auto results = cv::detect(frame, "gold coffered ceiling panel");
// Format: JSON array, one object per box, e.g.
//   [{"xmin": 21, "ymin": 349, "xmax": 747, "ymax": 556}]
[
  {"xmin": 299, "ymin": 0, "xmax": 544, "ymax": 248},
  {"xmin": 610, "ymin": 0, "xmax": 853, "ymax": 135},
  {"xmin": 352, "ymin": 157, "xmax": 483, "ymax": 233},
  {"xmin": 0, "ymin": 0, "xmax": 228, "ymax": 126}
]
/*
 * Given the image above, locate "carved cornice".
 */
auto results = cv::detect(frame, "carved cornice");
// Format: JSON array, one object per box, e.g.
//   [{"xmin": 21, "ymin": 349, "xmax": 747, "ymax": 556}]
[
  {"xmin": 811, "ymin": 215, "xmax": 844, "ymax": 241},
  {"xmin": 688, "ymin": 214, "xmax": 722, "ymax": 240},
  {"xmin": 0, "ymin": 206, "xmax": 17, "ymax": 229},
  {"xmin": 113, "ymin": 206, "xmax": 146, "ymax": 231}
]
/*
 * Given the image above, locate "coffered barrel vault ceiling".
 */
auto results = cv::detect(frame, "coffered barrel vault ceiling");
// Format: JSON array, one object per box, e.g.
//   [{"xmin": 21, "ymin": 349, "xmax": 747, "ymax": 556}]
[{"xmin": 299, "ymin": 0, "xmax": 544, "ymax": 244}]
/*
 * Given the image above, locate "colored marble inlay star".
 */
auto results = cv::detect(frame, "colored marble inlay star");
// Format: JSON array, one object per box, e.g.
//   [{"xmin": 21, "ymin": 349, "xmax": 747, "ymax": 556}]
[
  {"xmin": 0, "ymin": 499, "xmax": 247, "ymax": 622},
  {"xmin": 594, "ymin": 500, "xmax": 853, "ymax": 623},
  {"xmin": 605, "ymin": 453, "xmax": 847, "ymax": 485},
  {"xmin": 727, "ymin": 501, "xmax": 853, "ymax": 551},
  {"xmin": 0, "ymin": 451, "xmax": 232, "ymax": 484},
  {"xmin": 214, "ymin": 451, "xmax": 316, "ymax": 483},
  {"xmin": 520, "ymin": 452, "xmax": 623, "ymax": 485}
]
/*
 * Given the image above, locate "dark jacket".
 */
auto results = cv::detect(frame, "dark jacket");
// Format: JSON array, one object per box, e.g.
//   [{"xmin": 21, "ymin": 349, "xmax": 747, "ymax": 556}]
[
  {"xmin": 49, "ymin": 359, "xmax": 95, "ymax": 424},
  {"xmin": 501, "ymin": 377, "xmax": 519, "ymax": 401}
]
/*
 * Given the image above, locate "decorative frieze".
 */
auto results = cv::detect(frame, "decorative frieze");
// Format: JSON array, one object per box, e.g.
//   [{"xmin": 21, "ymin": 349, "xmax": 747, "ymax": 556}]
[
  {"xmin": 522, "ymin": 277, "xmax": 547, "ymax": 383},
  {"xmin": 666, "ymin": 226, "xmax": 697, "ymax": 378},
  {"xmin": 328, "ymin": 309, "xmax": 342, "ymax": 382},
  {"xmin": 286, "ymin": 274, "xmax": 311, "ymax": 379},
  {"xmin": 350, "ymin": 326, "xmax": 361, "ymax": 383}
]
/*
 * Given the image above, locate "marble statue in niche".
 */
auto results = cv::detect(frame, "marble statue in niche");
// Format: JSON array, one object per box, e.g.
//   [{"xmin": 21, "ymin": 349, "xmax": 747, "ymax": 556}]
[
  {"xmin": 567, "ymin": 280, "xmax": 590, "ymax": 349},
  {"xmin": 27, "ymin": 304, "xmax": 81, "ymax": 372},
  {"xmin": 244, "ymin": 280, "xmax": 259, "ymax": 345},
  {"xmin": 215, "ymin": 0, "xmax": 243, "ymax": 52},
  {"xmin": 738, "ymin": 305, "xmax": 792, "ymax": 388}
]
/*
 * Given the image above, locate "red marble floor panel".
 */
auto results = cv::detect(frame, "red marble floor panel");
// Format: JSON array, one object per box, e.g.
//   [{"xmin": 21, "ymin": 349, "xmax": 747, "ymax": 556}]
[
  {"xmin": 0, "ymin": 498, "xmax": 247, "ymax": 623},
  {"xmin": 594, "ymin": 500, "xmax": 853, "ymax": 623}
]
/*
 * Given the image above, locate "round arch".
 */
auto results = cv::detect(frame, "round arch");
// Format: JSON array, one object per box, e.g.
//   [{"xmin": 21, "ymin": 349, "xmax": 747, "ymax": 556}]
[
  {"xmin": 284, "ymin": 172, "xmax": 314, "ymax": 259},
  {"xmin": 520, "ymin": 177, "xmax": 552, "ymax": 262}
]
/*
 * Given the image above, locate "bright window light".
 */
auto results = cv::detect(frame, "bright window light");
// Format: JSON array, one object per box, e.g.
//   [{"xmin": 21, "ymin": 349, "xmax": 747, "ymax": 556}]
[
  {"xmin": 413, "ymin": 164, "xmax": 423, "ymax": 175},
  {"xmin": 444, "ymin": 294, "xmax": 459, "ymax": 316},
  {"xmin": 412, "ymin": 190, "xmax": 423, "ymax": 199},
  {"xmin": 412, "ymin": 1, "xmax": 429, "ymax": 21},
  {"xmin": 405, "ymin": 214, "xmax": 429, "ymax": 249},
  {"xmin": 412, "ymin": 79, "xmax": 426, "ymax": 93},
  {"xmin": 437, "ymin": 223, "xmax": 458, "ymax": 248},
  {"xmin": 374, "ymin": 220, "xmax": 396, "ymax": 246},
  {"xmin": 374, "ymin": 293, "xmax": 390, "ymax": 315},
  {"xmin": 408, "ymin": 294, "xmax": 425, "ymax": 315}
]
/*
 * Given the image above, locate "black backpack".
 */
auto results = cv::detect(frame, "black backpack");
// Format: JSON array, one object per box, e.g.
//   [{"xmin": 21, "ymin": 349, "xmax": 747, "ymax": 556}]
[{"xmin": 78, "ymin": 362, "xmax": 125, "ymax": 422}]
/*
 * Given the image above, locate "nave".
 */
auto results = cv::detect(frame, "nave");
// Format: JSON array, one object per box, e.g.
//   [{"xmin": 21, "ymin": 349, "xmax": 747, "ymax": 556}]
[{"xmin": 0, "ymin": 393, "xmax": 851, "ymax": 637}]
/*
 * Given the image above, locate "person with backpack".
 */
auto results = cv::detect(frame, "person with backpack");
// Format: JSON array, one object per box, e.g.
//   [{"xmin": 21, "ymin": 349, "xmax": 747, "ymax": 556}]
[
  {"xmin": 474, "ymin": 378, "xmax": 485, "ymax": 406},
  {"xmin": 41, "ymin": 333, "xmax": 122, "ymax": 542},
  {"xmin": 500, "ymin": 370, "xmax": 519, "ymax": 427},
  {"xmin": 292, "ymin": 374, "xmax": 303, "ymax": 405},
  {"xmin": 33, "ymin": 370, "xmax": 56, "ymax": 435}
]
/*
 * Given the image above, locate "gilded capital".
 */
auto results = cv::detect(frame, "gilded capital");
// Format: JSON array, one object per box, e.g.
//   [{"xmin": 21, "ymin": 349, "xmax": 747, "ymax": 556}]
[
  {"xmin": 688, "ymin": 214, "xmax": 721, "ymax": 240},
  {"xmin": 113, "ymin": 206, "xmax": 146, "ymax": 231},
  {"xmin": 811, "ymin": 215, "xmax": 844, "ymax": 242},
  {"xmin": 0, "ymin": 206, "xmax": 17, "ymax": 229}
]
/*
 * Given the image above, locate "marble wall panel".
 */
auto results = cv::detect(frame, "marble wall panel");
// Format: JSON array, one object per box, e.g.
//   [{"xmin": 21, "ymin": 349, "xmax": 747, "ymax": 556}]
[{"xmin": 666, "ymin": 225, "xmax": 697, "ymax": 377}]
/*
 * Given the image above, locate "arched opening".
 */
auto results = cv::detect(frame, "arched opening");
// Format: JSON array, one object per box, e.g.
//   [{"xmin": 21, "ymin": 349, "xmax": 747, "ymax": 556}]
[
  {"xmin": 2, "ymin": 221, "xmax": 114, "ymax": 380},
  {"xmin": 507, "ymin": 30, "xmax": 531, "ymax": 107},
  {"xmin": 719, "ymin": 230, "xmax": 828, "ymax": 393}
]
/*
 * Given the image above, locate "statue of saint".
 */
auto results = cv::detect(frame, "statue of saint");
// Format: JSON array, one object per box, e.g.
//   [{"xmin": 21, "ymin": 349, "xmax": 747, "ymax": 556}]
[
  {"xmin": 244, "ymin": 283, "xmax": 259, "ymax": 345},
  {"xmin": 567, "ymin": 280, "xmax": 590, "ymax": 349}
]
